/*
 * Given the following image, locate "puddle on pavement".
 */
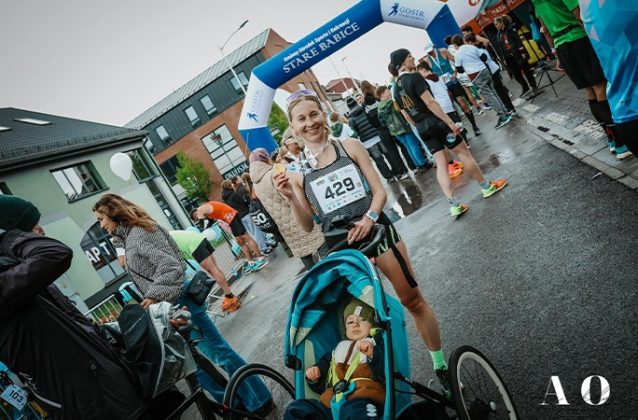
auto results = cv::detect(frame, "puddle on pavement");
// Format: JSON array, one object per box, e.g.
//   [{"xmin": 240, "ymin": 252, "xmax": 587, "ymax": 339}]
[{"xmin": 384, "ymin": 181, "xmax": 425, "ymax": 222}]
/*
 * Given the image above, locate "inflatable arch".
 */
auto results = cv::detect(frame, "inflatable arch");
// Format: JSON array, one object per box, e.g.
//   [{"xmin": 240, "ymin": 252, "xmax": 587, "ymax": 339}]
[{"xmin": 238, "ymin": 0, "xmax": 460, "ymax": 152}]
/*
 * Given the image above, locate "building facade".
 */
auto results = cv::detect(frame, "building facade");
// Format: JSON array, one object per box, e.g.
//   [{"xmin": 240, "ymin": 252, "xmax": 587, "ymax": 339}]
[
  {"xmin": 0, "ymin": 108, "xmax": 190, "ymax": 308},
  {"xmin": 126, "ymin": 28, "xmax": 328, "ymax": 202}
]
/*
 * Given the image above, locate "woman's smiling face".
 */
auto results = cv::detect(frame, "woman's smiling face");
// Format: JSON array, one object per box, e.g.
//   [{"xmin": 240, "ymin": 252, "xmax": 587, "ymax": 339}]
[{"xmin": 289, "ymin": 99, "xmax": 326, "ymax": 144}]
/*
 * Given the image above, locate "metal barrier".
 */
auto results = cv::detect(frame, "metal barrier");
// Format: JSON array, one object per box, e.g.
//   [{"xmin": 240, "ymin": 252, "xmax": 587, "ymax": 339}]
[{"xmin": 85, "ymin": 294, "xmax": 125, "ymax": 324}]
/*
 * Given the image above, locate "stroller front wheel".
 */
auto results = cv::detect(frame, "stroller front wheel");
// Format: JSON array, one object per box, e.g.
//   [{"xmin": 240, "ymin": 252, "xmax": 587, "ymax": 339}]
[{"xmin": 449, "ymin": 346, "xmax": 519, "ymax": 420}]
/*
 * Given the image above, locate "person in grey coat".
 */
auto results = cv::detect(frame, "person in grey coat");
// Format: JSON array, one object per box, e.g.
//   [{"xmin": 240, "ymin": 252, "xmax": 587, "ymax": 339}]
[{"xmin": 92, "ymin": 193, "xmax": 185, "ymax": 307}]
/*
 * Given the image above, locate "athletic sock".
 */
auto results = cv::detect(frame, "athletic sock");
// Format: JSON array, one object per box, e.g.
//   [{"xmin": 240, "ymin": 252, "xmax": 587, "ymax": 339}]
[
  {"xmin": 479, "ymin": 180, "xmax": 491, "ymax": 190},
  {"xmin": 464, "ymin": 111, "xmax": 477, "ymax": 129},
  {"xmin": 598, "ymin": 100, "xmax": 624, "ymax": 146},
  {"xmin": 588, "ymin": 100, "xmax": 604, "ymax": 124},
  {"xmin": 448, "ymin": 197, "xmax": 460, "ymax": 207},
  {"xmin": 430, "ymin": 349, "xmax": 448, "ymax": 371}
]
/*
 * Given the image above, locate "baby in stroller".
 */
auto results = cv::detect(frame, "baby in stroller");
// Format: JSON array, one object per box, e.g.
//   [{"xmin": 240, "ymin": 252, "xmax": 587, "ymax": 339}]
[{"xmin": 285, "ymin": 298, "xmax": 385, "ymax": 419}]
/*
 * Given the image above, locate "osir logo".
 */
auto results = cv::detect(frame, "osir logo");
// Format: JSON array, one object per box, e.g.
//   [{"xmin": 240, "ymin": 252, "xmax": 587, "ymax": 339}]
[{"xmin": 387, "ymin": 2, "xmax": 425, "ymax": 22}]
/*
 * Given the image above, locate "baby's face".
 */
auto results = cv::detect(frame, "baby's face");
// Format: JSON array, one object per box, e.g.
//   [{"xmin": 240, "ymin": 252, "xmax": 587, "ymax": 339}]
[{"xmin": 345, "ymin": 314, "xmax": 373, "ymax": 341}]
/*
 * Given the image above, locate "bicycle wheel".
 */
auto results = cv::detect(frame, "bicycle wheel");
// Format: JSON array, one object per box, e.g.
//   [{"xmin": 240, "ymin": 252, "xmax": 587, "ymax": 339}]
[
  {"xmin": 449, "ymin": 346, "xmax": 519, "ymax": 420},
  {"xmin": 222, "ymin": 363, "xmax": 295, "ymax": 420}
]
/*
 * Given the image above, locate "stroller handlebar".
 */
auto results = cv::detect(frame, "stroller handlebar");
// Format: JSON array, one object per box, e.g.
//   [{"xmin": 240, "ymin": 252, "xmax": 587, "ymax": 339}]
[{"xmin": 324, "ymin": 224, "xmax": 386, "ymax": 258}]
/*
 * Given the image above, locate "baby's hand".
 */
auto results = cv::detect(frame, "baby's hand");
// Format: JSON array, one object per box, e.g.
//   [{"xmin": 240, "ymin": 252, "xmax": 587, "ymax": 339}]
[
  {"xmin": 359, "ymin": 340, "xmax": 374, "ymax": 357},
  {"xmin": 306, "ymin": 366, "xmax": 321, "ymax": 382}
]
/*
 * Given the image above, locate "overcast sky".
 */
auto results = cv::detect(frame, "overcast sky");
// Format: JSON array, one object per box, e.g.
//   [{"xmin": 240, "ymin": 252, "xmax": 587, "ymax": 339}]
[{"xmin": 1, "ymin": 0, "xmax": 479, "ymax": 126}]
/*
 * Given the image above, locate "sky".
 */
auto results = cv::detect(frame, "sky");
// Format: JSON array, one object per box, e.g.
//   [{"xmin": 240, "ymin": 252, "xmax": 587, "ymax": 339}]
[{"xmin": 0, "ymin": 0, "xmax": 478, "ymax": 127}]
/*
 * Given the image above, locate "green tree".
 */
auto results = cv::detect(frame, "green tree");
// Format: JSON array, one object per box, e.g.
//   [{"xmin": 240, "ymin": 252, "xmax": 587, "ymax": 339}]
[
  {"xmin": 268, "ymin": 103, "xmax": 288, "ymax": 144},
  {"xmin": 175, "ymin": 151, "xmax": 212, "ymax": 201}
]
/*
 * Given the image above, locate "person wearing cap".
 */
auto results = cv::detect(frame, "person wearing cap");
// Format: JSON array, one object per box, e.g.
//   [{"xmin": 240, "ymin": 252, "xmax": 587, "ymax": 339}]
[
  {"xmin": 249, "ymin": 148, "xmax": 324, "ymax": 269},
  {"xmin": 0, "ymin": 195, "xmax": 150, "ymax": 419},
  {"xmin": 391, "ymin": 48, "xmax": 509, "ymax": 221},
  {"xmin": 284, "ymin": 298, "xmax": 385, "ymax": 419}
]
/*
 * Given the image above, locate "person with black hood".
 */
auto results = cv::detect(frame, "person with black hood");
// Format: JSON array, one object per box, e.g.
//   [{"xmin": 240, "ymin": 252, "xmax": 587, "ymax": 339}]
[
  {"xmin": 346, "ymin": 96, "xmax": 399, "ymax": 183},
  {"xmin": 494, "ymin": 15, "xmax": 538, "ymax": 97},
  {"xmin": 0, "ymin": 195, "xmax": 151, "ymax": 419},
  {"xmin": 360, "ymin": 80, "xmax": 410, "ymax": 180}
]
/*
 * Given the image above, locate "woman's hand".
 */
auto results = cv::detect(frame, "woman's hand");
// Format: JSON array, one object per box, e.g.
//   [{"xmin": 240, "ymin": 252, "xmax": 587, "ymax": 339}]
[
  {"xmin": 273, "ymin": 172, "xmax": 294, "ymax": 201},
  {"xmin": 448, "ymin": 122, "xmax": 461, "ymax": 136},
  {"xmin": 347, "ymin": 216, "xmax": 374, "ymax": 245},
  {"xmin": 140, "ymin": 298, "xmax": 157, "ymax": 309},
  {"xmin": 306, "ymin": 366, "xmax": 321, "ymax": 382}
]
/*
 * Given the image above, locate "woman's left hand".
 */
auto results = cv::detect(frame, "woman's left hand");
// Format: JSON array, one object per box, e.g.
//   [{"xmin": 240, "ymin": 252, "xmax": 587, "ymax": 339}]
[
  {"xmin": 347, "ymin": 216, "xmax": 374, "ymax": 245},
  {"xmin": 140, "ymin": 298, "xmax": 157, "ymax": 309}
]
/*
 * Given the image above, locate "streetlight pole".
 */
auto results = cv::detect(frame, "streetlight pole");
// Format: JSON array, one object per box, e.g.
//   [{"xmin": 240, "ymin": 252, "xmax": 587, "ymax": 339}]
[
  {"xmin": 328, "ymin": 57, "xmax": 351, "ymax": 96},
  {"xmin": 218, "ymin": 20, "xmax": 249, "ymax": 95},
  {"xmin": 341, "ymin": 56, "xmax": 362, "ymax": 95}
]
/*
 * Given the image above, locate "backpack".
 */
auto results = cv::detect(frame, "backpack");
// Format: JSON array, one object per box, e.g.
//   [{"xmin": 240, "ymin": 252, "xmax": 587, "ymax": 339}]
[
  {"xmin": 248, "ymin": 198, "xmax": 280, "ymax": 235},
  {"xmin": 116, "ymin": 302, "xmax": 197, "ymax": 400}
]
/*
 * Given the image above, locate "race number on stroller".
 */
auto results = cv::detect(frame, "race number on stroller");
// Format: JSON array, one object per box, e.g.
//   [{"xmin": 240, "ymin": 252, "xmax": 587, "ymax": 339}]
[{"xmin": 309, "ymin": 164, "xmax": 367, "ymax": 213}]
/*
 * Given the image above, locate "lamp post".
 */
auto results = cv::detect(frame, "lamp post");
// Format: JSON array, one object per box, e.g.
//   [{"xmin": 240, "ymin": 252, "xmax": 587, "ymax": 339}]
[
  {"xmin": 341, "ymin": 56, "xmax": 362, "ymax": 95},
  {"xmin": 218, "ymin": 20, "xmax": 249, "ymax": 95},
  {"xmin": 328, "ymin": 57, "xmax": 351, "ymax": 96}
]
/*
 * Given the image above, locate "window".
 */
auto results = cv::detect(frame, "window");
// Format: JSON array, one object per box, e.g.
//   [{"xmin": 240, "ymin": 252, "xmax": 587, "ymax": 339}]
[
  {"xmin": 184, "ymin": 106, "xmax": 200, "ymax": 127},
  {"xmin": 80, "ymin": 222, "xmax": 126, "ymax": 286},
  {"xmin": 51, "ymin": 162, "xmax": 106, "ymax": 202},
  {"xmin": 143, "ymin": 138, "xmax": 156, "ymax": 155},
  {"xmin": 159, "ymin": 155, "xmax": 180, "ymax": 185},
  {"xmin": 230, "ymin": 72, "xmax": 249, "ymax": 94},
  {"xmin": 298, "ymin": 82, "xmax": 307, "ymax": 90},
  {"xmin": 14, "ymin": 117, "xmax": 51, "ymax": 125},
  {"xmin": 201, "ymin": 125, "xmax": 248, "ymax": 179},
  {"xmin": 155, "ymin": 125, "xmax": 171, "ymax": 143},
  {"xmin": 0, "ymin": 182, "xmax": 11, "ymax": 195},
  {"xmin": 0, "ymin": 126, "xmax": 10, "ymax": 132},
  {"xmin": 200, "ymin": 95, "xmax": 217, "ymax": 115},
  {"xmin": 128, "ymin": 149, "xmax": 157, "ymax": 182}
]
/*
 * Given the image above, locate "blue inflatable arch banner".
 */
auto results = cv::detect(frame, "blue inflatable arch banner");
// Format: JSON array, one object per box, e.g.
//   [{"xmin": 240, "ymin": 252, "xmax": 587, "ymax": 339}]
[{"xmin": 239, "ymin": 0, "xmax": 460, "ymax": 153}]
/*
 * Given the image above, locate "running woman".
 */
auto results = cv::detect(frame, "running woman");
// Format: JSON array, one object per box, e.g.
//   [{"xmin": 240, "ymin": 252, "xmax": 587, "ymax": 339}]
[
  {"xmin": 390, "ymin": 48, "xmax": 508, "ymax": 218},
  {"xmin": 273, "ymin": 89, "xmax": 453, "ymax": 395}
]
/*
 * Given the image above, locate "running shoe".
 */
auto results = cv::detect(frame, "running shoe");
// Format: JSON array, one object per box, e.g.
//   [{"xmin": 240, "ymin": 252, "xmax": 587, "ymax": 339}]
[
  {"xmin": 482, "ymin": 178, "xmax": 508, "ymax": 198},
  {"xmin": 399, "ymin": 172, "xmax": 410, "ymax": 180},
  {"xmin": 448, "ymin": 163, "xmax": 463, "ymax": 179},
  {"xmin": 608, "ymin": 140, "xmax": 616, "ymax": 154},
  {"xmin": 476, "ymin": 108, "xmax": 485, "ymax": 116},
  {"xmin": 483, "ymin": 104, "xmax": 493, "ymax": 111},
  {"xmin": 221, "ymin": 295, "xmax": 241, "ymax": 312},
  {"xmin": 615, "ymin": 145, "xmax": 633, "ymax": 160},
  {"xmin": 450, "ymin": 203, "xmax": 469, "ymax": 218},
  {"xmin": 435, "ymin": 368, "xmax": 453, "ymax": 399},
  {"xmin": 474, "ymin": 128, "xmax": 482, "ymax": 136},
  {"xmin": 494, "ymin": 114, "xmax": 513, "ymax": 130},
  {"xmin": 245, "ymin": 258, "xmax": 269, "ymax": 273}
]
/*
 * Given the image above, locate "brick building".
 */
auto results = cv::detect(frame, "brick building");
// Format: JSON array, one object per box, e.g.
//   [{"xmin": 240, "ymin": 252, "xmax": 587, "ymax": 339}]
[{"xmin": 126, "ymin": 28, "xmax": 328, "ymax": 203}]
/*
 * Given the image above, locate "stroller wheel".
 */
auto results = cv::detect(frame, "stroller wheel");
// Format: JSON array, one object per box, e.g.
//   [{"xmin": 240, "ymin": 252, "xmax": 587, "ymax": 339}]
[
  {"xmin": 449, "ymin": 346, "xmax": 519, "ymax": 420},
  {"xmin": 223, "ymin": 363, "xmax": 295, "ymax": 420}
]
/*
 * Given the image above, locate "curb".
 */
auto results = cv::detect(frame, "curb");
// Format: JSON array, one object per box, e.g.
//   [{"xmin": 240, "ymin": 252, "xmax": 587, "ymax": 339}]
[{"xmin": 517, "ymin": 117, "xmax": 638, "ymax": 191}]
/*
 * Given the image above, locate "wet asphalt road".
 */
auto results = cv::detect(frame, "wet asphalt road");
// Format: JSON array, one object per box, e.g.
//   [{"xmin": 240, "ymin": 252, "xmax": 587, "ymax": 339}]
[{"xmin": 208, "ymin": 103, "xmax": 638, "ymax": 419}]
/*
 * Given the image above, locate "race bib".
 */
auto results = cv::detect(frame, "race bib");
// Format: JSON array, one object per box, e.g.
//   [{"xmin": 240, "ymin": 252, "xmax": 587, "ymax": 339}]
[
  {"xmin": 440, "ymin": 72, "xmax": 451, "ymax": 84},
  {"xmin": 310, "ymin": 165, "xmax": 367, "ymax": 214},
  {"xmin": 1, "ymin": 384, "xmax": 28, "ymax": 411}
]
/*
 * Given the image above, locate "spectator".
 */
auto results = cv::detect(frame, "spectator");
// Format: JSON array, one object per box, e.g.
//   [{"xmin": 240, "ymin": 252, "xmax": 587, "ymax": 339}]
[
  {"xmin": 249, "ymin": 148, "xmax": 325, "ymax": 269},
  {"xmin": 93, "ymin": 194, "xmax": 273, "ymax": 414},
  {"xmin": 580, "ymin": 0, "xmax": 636, "ymax": 158},
  {"xmin": 494, "ymin": 15, "xmax": 538, "ymax": 97},
  {"xmin": 329, "ymin": 111, "xmax": 356, "ymax": 140},
  {"xmin": 532, "ymin": 0, "xmax": 632, "ymax": 159},
  {"xmin": 0, "ymin": 195, "xmax": 150, "ymax": 419}
]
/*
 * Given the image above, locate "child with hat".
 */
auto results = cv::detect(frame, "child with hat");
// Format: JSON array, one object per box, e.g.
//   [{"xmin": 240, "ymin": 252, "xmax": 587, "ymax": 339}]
[{"xmin": 284, "ymin": 298, "xmax": 385, "ymax": 419}]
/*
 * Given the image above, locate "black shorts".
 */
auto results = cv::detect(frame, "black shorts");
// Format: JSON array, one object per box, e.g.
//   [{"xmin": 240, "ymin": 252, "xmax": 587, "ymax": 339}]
[
  {"xmin": 447, "ymin": 80, "xmax": 467, "ymax": 99},
  {"xmin": 416, "ymin": 116, "xmax": 463, "ymax": 155},
  {"xmin": 556, "ymin": 36, "xmax": 606, "ymax": 89},
  {"xmin": 229, "ymin": 217, "xmax": 246, "ymax": 237},
  {"xmin": 192, "ymin": 239, "xmax": 214, "ymax": 264}
]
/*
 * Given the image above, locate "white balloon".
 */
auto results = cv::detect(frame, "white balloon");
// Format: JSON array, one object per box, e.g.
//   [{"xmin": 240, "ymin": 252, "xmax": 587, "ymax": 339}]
[
  {"xmin": 110, "ymin": 153, "xmax": 133, "ymax": 182},
  {"xmin": 203, "ymin": 227, "xmax": 221, "ymax": 242}
]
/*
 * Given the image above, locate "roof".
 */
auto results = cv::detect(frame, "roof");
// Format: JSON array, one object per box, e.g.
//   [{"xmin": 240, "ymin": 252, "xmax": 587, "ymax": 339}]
[
  {"xmin": 0, "ymin": 107, "xmax": 146, "ymax": 173},
  {"xmin": 125, "ymin": 28, "xmax": 271, "ymax": 130}
]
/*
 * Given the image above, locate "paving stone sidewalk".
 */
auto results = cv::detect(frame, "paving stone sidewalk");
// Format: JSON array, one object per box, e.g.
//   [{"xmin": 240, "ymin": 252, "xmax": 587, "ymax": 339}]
[{"xmin": 506, "ymin": 66, "xmax": 638, "ymax": 190}]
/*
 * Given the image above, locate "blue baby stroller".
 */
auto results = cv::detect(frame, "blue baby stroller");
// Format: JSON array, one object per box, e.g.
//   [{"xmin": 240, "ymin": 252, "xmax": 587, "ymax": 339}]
[{"xmin": 221, "ymin": 226, "xmax": 519, "ymax": 419}]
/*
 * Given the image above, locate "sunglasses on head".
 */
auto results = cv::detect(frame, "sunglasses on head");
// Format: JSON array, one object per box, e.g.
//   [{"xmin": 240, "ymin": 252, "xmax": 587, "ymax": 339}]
[{"xmin": 286, "ymin": 89, "xmax": 318, "ymax": 105}]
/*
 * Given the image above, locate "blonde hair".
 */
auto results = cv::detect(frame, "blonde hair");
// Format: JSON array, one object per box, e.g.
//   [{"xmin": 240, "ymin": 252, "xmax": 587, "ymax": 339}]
[
  {"xmin": 286, "ymin": 95, "xmax": 332, "ymax": 142},
  {"xmin": 93, "ymin": 193, "xmax": 157, "ymax": 232}
]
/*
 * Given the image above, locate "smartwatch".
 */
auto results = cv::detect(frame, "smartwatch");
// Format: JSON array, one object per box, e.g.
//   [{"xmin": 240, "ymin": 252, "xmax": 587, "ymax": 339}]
[{"xmin": 365, "ymin": 210, "xmax": 379, "ymax": 223}]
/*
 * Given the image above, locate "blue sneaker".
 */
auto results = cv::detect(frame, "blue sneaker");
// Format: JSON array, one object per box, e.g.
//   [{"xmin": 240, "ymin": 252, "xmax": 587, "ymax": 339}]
[
  {"xmin": 246, "ymin": 258, "xmax": 269, "ymax": 273},
  {"xmin": 494, "ymin": 114, "xmax": 512, "ymax": 130},
  {"xmin": 608, "ymin": 140, "xmax": 616, "ymax": 154},
  {"xmin": 615, "ymin": 145, "xmax": 633, "ymax": 160}
]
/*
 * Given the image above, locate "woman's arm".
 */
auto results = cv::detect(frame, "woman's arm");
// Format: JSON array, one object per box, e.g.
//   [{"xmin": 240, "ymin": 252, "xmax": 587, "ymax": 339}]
[
  {"xmin": 0, "ymin": 230, "xmax": 73, "ymax": 320},
  {"xmin": 341, "ymin": 139, "xmax": 387, "ymax": 243}
]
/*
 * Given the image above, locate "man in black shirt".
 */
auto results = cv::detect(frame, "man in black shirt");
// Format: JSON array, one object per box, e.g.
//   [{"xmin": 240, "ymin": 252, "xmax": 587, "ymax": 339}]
[{"xmin": 390, "ymin": 48, "xmax": 508, "ymax": 218}]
